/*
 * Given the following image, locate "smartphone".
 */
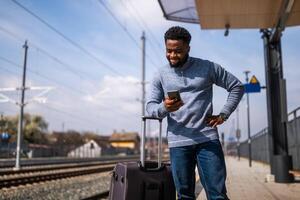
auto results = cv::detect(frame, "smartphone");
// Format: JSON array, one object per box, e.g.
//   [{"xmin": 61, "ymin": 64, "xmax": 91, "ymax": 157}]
[{"xmin": 167, "ymin": 90, "xmax": 181, "ymax": 102}]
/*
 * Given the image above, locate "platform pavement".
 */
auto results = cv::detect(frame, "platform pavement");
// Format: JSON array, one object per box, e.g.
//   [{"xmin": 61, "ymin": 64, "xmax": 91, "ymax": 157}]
[{"xmin": 197, "ymin": 156, "xmax": 300, "ymax": 200}]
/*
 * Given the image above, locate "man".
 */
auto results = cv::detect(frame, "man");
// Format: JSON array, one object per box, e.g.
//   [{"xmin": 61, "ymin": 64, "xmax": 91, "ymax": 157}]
[{"xmin": 146, "ymin": 26, "xmax": 244, "ymax": 200}]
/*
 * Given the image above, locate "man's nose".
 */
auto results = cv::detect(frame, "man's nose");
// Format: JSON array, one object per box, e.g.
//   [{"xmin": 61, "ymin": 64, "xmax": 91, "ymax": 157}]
[{"xmin": 170, "ymin": 51, "xmax": 176, "ymax": 57}]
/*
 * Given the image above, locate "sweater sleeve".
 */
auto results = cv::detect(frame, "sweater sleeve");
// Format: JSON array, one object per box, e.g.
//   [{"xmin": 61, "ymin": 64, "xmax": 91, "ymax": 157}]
[
  {"xmin": 146, "ymin": 72, "xmax": 168, "ymax": 118},
  {"xmin": 211, "ymin": 63, "xmax": 245, "ymax": 117}
]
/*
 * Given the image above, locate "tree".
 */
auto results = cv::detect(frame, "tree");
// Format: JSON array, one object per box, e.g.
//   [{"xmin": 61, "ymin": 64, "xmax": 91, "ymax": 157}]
[
  {"xmin": 52, "ymin": 131, "xmax": 84, "ymax": 146},
  {"xmin": 2, "ymin": 115, "xmax": 18, "ymax": 142},
  {"xmin": 2, "ymin": 113, "xmax": 49, "ymax": 144},
  {"xmin": 24, "ymin": 114, "xmax": 48, "ymax": 144}
]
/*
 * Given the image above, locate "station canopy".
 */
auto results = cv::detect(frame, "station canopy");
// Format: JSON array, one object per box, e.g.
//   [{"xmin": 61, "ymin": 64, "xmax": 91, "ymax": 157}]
[{"xmin": 158, "ymin": 0, "xmax": 300, "ymax": 29}]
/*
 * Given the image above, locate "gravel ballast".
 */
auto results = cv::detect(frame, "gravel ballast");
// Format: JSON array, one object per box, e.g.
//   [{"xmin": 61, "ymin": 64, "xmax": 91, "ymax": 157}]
[{"xmin": 0, "ymin": 172, "xmax": 111, "ymax": 200}]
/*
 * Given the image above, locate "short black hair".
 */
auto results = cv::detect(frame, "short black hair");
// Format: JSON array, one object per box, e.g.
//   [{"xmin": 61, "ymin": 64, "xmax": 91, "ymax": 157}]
[{"xmin": 164, "ymin": 26, "xmax": 191, "ymax": 44}]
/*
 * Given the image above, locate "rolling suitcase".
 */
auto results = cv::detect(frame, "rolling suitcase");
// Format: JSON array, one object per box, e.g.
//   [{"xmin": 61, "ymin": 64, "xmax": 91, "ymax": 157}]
[{"xmin": 108, "ymin": 116, "xmax": 176, "ymax": 200}]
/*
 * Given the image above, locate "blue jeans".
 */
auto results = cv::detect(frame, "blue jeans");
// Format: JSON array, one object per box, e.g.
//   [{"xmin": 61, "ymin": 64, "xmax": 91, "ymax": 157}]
[{"xmin": 169, "ymin": 139, "xmax": 229, "ymax": 200}]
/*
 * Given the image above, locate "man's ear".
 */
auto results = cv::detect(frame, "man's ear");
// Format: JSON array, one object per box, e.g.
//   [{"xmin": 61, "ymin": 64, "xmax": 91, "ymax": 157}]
[{"xmin": 187, "ymin": 46, "xmax": 190, "ymax": 53}]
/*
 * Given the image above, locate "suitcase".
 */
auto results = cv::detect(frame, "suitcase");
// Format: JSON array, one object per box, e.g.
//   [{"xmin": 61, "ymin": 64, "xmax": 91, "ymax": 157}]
[{"xmin": 108, "ymin": 116, "xmax": 176, "ymax": 200}]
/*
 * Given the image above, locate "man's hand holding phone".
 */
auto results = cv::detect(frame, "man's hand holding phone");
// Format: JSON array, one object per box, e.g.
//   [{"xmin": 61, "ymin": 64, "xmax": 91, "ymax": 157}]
[{"xmin": 164, "ymin": 91, "xmax": 183, "ymax": 112}]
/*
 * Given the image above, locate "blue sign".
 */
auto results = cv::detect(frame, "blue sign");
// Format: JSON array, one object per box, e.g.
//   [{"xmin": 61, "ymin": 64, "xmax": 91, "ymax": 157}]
[
  {"xmin": 244, "ymin": 83, "xmax": 261, "ymax": 93},
  {"xmin": 244, "ymin": 75, "xmax": 261, "ymax": 93},
  {"xmin": 1, "ymin": 132, "xmax": 10, "ymax": 141}
]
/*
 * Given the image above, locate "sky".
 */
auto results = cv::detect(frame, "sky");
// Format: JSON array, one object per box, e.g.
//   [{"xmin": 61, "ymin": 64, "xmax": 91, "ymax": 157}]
[{"xmin": 0, "ymin": 0, "xmax": 299, "ymax": 142}]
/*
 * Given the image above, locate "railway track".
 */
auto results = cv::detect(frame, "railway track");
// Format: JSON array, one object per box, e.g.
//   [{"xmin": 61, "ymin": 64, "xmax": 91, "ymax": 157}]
[
  {"xmin": 0, "ymin": 157, "xmax": 139, "ymax": 189},
  {"xmin": 0, "ymin": 155, "xmax": 139, "ymax": 168},
  {"xmin": 0, "ymin": 157, "xmax": 137, "ymax": 176},
  {"xmin": 0, "ymin": 155, "xmax": 170, "ymax": 200}
]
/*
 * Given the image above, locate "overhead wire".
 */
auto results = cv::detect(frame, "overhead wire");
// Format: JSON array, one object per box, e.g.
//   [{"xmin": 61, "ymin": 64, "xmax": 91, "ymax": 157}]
[
  {"xmin": 2, "ymin": 1, "xmax": 142, "ymax": 127},
  {"xmin": 97, "ymin": 0, "xmax": 161, "ymax": 69},
  {"xmin": 0, "ymin": 25, "xmax": 109, "ymax": 97},
  {"xmin": 120, "ymin": 0, "xmax": 164, "ymax": 61},
  {"xmin": 0, "ymin": 56, "xmax": 139, "ymax": 119},
  {"xmin": 34, "ymin": 103, "xmax": 101, "ymax": 128},
  {"xmin": 0, "ymin": 65, "xmax": 108, "ymax": 128},
  {"xmin": 0, "ymin": 25, "xmax": 100, "ymax": 87},
  {"xmin": 0, "ymin": 29, "xmax": 141, "ymax": 118},
  {"xmin": 10, "ymin": 0, "xmax": 123, "ymax": 76},
  {"xmin": 0, "ymin": 66, "xmax": 136, "ymax": 129},
  {"xmin": 126, "ymin": 0, "xmax": 163, "ymax": 50},
  {"xmin": 0, "ymin": 55, "xmax": 87, "ymax": 95},
  {"xmin": 97, "ymin": 0, "xmax": 140, "ymax": 47},
  {"xmin": 0, "ymin": 93, "xmax": 97, "ymax": 129},
  {"xmin": 0, "ymin": 67, "xmax": 97, "ymax": 127},
  {"xmin": 0, "ymin": 65, "xmax": 21, "ymax": 77}
]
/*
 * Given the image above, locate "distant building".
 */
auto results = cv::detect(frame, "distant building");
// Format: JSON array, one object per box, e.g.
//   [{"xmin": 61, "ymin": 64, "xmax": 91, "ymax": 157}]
[
  {"xmin": 27, "ymin": 143, "xmax": 53, "ymax": 158},
  {"xmin": 88, "ymin": 136, "xmax": 117, "ymax": 155},
  {"xmin": 68, "ymin": 139, "xmax": 101, "ymax": 158},
  {"xmin": 109, "ymin": 131, "xmax": 140, "ymax": 154}
]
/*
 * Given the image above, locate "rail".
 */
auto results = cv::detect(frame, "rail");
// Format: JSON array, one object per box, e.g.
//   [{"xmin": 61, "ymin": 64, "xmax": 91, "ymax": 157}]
[
  {"xmin": 0, "ymin": 156, "xmax": 170, "ymax": 189},
  {"xmin": 0, "ymin": 157, "xmax": 138, "ymax": 176},
  {"xmin": 0, "ymin": 156, "xmax": 142, "ymax": 189},
  {"xmin": 0, "ymin": 155, "xmax": 139, "ymax": 168},
  {"xmin": 288, "ymin": 106, "xmax": 300, "ymax": 121}
]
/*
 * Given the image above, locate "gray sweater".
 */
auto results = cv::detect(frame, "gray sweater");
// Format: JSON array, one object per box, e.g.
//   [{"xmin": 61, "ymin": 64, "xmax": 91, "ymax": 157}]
[{"xmin": 146, "ymin": 57, "xmax": 244, "ymax": 148}]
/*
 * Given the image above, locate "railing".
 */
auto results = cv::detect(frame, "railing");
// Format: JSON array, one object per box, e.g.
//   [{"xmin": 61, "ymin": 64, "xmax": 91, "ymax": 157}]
[
  {"xmin": 238, "ymin": 107, "xmax": 300, "ymax": 170},
  {"xmin": 288, "ymin": 106, "xmax": 300, "ymax": 121}
]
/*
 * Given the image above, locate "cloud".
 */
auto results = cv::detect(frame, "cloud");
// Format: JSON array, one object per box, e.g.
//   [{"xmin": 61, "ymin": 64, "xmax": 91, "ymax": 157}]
[{"xmin": 84, "ymin": 75, "xmax": 141, "ymax": 113}]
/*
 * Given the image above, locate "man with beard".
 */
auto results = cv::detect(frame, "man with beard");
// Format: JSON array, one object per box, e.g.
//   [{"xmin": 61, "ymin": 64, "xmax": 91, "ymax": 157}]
[{"xmin": 146, "ymin": 26, "xmax": 244, "ymax": 200}]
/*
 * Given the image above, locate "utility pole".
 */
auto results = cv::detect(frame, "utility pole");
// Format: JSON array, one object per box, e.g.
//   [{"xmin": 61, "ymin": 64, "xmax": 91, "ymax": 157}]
[
  {"xmin": 15, "ymin": 40, "xmax": 28, "ymax": 170},
  {"xmin": 244, "ymin": 70, "xmax": 252, "ymax": 167},
  {"xmin": 236, "ymin": 106, "xmax": 241, "ymax": 161},
  {"xmin": 141, "ymin": 31, "xmax": 152, "ymax": 158},
  {"xmin": 141, "ymin": 31, "xmax": 151, "ymax": 157},
  {"xmin": 0, "ymin": 42, "xmax": 52, "ymax": 167},
  {"xmin": 141, "ymin": 31, "xmax": 146, "ymax": 117}
]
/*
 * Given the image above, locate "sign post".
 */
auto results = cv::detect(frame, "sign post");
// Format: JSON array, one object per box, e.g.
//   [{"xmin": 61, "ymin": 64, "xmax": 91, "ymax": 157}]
[{"xmin": 243, "ymin": 73, "xmax": 263, "ymax": 167}]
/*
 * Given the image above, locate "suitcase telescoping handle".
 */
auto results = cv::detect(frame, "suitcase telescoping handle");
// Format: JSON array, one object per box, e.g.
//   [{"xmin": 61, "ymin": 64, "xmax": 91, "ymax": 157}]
[{"xmin": 140, "ymin": 116, "xmax": 163, "ymax": 170}]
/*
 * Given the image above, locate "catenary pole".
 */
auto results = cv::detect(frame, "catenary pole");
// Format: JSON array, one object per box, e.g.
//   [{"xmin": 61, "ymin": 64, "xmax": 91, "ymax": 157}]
[
  {"xmin": 236, "ymin": 105, "xmax": 240, "ymax": 161},
  {"xmin": 15, "ymin": 40, "xmax": 28, "ymax": 170},
  {"xmin": 244, "ymin": 70, "xmax": 252, "ymax": 167},
  {"xmin": 141, "ymin": 32, "xmax": 146, "ymax": 117}
]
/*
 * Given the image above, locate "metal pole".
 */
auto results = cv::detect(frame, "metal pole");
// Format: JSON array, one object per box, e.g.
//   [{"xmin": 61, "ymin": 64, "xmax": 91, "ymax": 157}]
[
  {"xmin": 244, "ymin": 70, "xmax": 252, "ymax": 167},
  {"xmin": 236, "ymin": 106, "xmax": 240, "ymax": 134},
  {"xmin": 141, "ymin": 31, "xmax": 146, "ymax": 117},
  {"xmin": 236, "ymin": 106, "xmax": 240, "ymax": 161},
  {"xmin": 158, "ymin": 121, "xmax": 162, "ymax": 168},
  {"xmin": 141, "ymin": 119, "xmax": 146, "ymax": 167},
  {"xmin": 15, "ymin": 40, "xmax": 28, "ymax": 170},
  {"xmin": 261, "ymin": 29, "xmax": 293, "ymax": 183},
  {"xmin": 261, "ymin": 29, "xmax": 275, "ymax": 173},
  {"xmin": 141, "ymin": 32, "xmax": 150, "ymax": 160}
]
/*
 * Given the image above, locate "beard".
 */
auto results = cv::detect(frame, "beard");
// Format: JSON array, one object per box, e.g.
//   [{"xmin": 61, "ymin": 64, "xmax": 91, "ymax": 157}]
[{"xmin": 168, "ymin": 54, "xmax": 189, "ymax": 68}]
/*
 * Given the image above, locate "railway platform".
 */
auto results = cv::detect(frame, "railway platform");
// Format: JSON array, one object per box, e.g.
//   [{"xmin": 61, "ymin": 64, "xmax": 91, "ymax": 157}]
[{"xmin": 197, "ymin": 156, "xmax": 300, "ymax": 200}]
